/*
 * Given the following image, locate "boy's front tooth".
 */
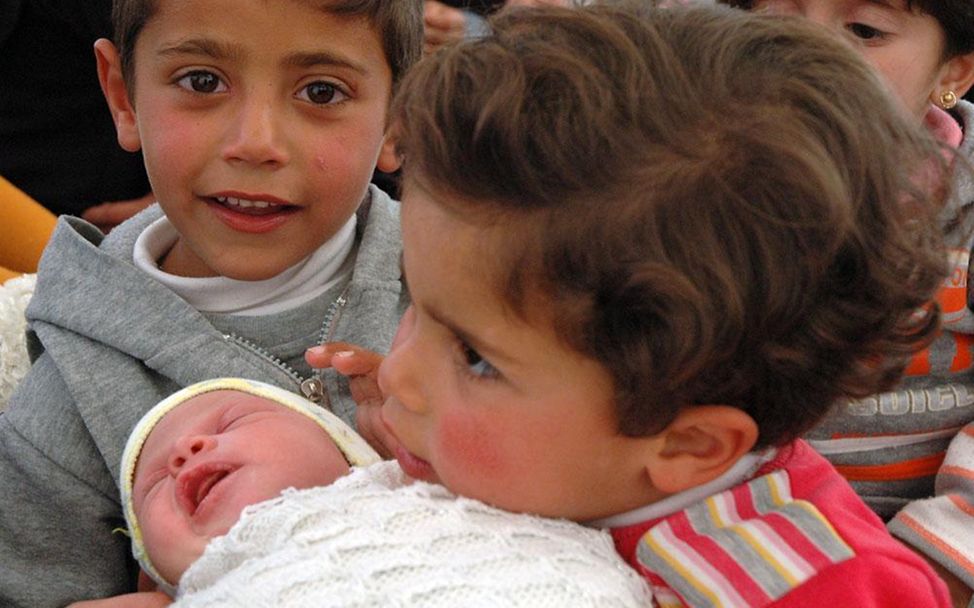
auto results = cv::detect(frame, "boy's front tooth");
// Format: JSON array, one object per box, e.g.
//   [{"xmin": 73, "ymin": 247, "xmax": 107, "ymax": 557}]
[{"xmin": 222, "ymin": 196, "xmax": 279, "ymax": 208}]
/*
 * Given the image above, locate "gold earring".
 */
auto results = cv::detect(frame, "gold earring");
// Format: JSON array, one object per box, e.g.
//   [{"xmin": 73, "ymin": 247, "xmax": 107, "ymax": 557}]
[{"xmin": 940, "ymin": 90, "xmax": 958, "ymax": 110}]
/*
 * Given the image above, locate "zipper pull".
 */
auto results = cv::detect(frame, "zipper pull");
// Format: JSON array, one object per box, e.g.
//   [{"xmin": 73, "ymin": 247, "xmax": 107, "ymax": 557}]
[{"xmin": 300, "ymin": 377, "xmax": 325, "ymax": 403}]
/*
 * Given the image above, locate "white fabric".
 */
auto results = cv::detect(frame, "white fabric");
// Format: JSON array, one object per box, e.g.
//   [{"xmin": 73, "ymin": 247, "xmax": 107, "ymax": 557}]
[
  {"xmin": 0, "ymin": 273, "xmax": 35, "ymax": 411},
  {"xmin": 174, "ymin": 461, "xmax": 653, "ymax": 607},
  {"xmin": 132, "ymin": 215, "xmax": 356, "ymax": 316}
]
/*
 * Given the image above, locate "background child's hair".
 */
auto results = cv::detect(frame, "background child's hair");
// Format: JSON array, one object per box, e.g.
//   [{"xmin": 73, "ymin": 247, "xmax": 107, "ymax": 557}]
[
  {"xmin": 718, "ymin": 0, "xmax": 974, "ymax": 58},
  {"xmin": 111, "ymin": 0, "xmax": 423, "ymax": 95},
  {"xmin": 392, "ymin": 2, "xmax": 949, "ymax": 448}
]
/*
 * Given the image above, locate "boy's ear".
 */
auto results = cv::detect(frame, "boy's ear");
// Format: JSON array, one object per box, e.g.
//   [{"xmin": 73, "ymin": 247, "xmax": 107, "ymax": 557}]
[
  {"xmin": 375, "ymin": 130, "xmax": 401, "ymax": 174},
  {"xmin": 94, "ymin": 38, "xmax": 142, "ymax": 153},
  {"xmin": 937, "ymin": 51, "xmax": 974, "ymax": 100},
  {"xmin": 645, "ymin": 405, "xmax": 759, "ymax": 495}
]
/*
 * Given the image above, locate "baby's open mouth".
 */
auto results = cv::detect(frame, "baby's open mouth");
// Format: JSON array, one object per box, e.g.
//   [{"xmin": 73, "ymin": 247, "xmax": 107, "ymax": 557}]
[{"xmin": 178, "ymin": 464, "xmax": 236, "ymax": 516}]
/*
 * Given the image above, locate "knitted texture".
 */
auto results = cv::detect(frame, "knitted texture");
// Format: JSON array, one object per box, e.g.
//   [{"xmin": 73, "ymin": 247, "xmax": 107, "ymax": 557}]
[
  {"xmin": 174, "ymin": 461, "xmax": 653, "ymax": 607},
  {"xmin": 0, "ymin": 273, "xmax": 34, "ymax": 411}
]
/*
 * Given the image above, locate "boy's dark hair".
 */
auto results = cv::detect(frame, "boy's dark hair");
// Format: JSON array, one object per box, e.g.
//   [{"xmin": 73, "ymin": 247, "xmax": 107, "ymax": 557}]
[
  {"xmin": 392, "ymin": 3, "xmax": 948, "ymax": 448},
  {"xmin": 719, "ymin": 0, "xmax": 974, "ymax": 58},
  {"xmin": 112, "ymin": 0, "xmax": 422, "ymax": 95}
]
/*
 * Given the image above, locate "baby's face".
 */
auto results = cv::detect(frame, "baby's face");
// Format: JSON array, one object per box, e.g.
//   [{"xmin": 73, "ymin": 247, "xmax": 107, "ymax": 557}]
[
  {"xmin": 132, "ymin": 390, "xmax": 349, "ymax": 585},
  {"xmin": 751, "ymin": 0, "xmax": 949, "ymax": 118}
]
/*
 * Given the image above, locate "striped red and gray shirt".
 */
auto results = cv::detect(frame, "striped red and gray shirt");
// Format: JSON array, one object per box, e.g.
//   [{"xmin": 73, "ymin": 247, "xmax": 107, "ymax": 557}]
[
  {"xmin": 808, "ymin": 101, "xmax": 974, "ymax": 592},
  {"xmin": 610, "ymin": 441, "xmax": 950, "ymax": 607}
]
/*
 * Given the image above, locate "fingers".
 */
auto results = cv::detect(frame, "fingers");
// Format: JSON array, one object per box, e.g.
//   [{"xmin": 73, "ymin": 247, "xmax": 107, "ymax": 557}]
[
  {"xmin": 424, "ymin": 0, "xmax": 466, "ymax": 53},
  {"xmin": 304, "ymin": 342, "xmax": 397, "ymax": 458},
  {"xmin": 424, "ymin": 1, "xmax": 465, "ymax": 30},
  {"xmin": 356, "ymin": 402, "xmax": 399, "ymax": 459},
  {"xmin": 347, "ymin": 371, "xmax": 385, "ymax": 409},
  {"xmin": 305, "ymin": 343, "xmax": 383, "ymax": 376}
]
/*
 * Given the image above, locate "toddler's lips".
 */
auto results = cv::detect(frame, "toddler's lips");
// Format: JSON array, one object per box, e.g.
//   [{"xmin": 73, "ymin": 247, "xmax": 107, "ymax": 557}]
[
  {"xmin": 393, "ymin": 444, "xmax": 436, "ymax": 483},
  {"xmin": 176, "ymin": 463, "xmax": 236, "ymax": 517}
]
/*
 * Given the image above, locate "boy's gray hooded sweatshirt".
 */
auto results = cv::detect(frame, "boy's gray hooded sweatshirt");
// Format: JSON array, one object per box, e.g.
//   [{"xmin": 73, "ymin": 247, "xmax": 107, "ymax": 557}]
[{"xmin": 0, "ymin": 187, "xmax": 406, "ymax": 607}]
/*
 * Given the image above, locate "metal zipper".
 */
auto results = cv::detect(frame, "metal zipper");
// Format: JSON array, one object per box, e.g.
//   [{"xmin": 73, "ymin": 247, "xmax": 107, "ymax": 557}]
[
  {"xmin": 300, "ymin": 290, "xmax": 350, "ymax": 404},
  {"xmin": 223, "ymin": 332, "xmax": 309, "ymax": 393},
  {"xmin": 222, "ymin": 287, "xmax": 350, "ymax": 405}
]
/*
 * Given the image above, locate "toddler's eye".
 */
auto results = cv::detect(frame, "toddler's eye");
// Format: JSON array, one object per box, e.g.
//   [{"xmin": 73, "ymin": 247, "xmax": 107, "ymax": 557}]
[
  {"xmin": 461, "ymin": 342, "xmax": 499, "ymax": 380},
  {"xmin": 848, "ymin": 23, "xmax": 885, "ymax": 41},
  {"xmin": 176, "ymin": 71, "xmax": 226, "ymax": 94},
  {"xmin": 298, "ymin": 81, "xmax": 349, "ymax": 106}
]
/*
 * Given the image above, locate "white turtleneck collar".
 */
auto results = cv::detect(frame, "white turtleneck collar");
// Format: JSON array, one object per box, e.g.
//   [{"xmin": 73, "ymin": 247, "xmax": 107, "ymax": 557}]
[{"xmin": 133, "ymin": 214, "xmax": 357, "ymax": 316}]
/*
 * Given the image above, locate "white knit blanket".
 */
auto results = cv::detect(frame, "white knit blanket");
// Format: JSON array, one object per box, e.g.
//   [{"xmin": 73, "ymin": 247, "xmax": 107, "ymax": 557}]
[
  {"xmin": 174, "ymin": 461, "xmax": 653, "ymax": 607},
  {"xmin": 0, "ymin": 274, "xmax": 35, "ymax": 411}
]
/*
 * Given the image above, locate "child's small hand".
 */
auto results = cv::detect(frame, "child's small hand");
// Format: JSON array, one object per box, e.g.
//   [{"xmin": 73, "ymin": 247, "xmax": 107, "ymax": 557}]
[
  {"xmin": 66, "ymin": 591, "xmax": 172, "ymax": 608},
  {"xmin": 923, "ymin": 557, "xmax": 972, "ymax": 608},
  {"xmin": 305, "ymin": 343, "xmax": 398, "ymax": 459},
  {"xmin": 423, "ymin": 1, "xmax": 467, "ymax": 54}
]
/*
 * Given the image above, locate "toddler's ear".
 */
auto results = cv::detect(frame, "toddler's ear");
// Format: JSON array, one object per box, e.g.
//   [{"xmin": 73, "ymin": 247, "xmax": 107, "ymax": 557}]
[
  {"xmin": 645, "ymin": 405, "xmax": 758, "ymax": 495},
  {"xmin": 375, "ymin": 129, "xmax": 401, "ymax": 175},
  {"xmin": 94, "ymin": 38, "xmax": 142, "ymax": 153}
]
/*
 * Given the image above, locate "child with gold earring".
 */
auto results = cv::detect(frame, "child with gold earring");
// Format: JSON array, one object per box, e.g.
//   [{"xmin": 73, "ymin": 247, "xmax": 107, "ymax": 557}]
[{"xmin": 716, "ymin": 2, "xmax": 974, "ymax": 605}]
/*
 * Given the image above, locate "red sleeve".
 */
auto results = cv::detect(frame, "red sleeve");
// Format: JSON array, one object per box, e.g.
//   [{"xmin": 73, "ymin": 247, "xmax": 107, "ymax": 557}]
[{"xmin": 770, "ymin": 552, "xmax": 950, "ymax": 608}]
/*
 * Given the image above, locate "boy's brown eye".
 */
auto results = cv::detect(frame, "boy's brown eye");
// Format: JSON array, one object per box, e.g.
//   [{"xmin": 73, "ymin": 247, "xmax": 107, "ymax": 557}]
[
  {"xmin": 187, "ymin": 72, "xmax": 220, "ymax": 93},
  {"xmin": 305, "ymin": 82, "xmax": 338, "ymax": 104}
]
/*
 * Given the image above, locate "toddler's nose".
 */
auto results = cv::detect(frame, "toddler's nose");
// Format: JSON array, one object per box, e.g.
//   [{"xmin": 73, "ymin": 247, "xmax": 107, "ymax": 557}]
[{"xmin": 378, "ymin": 307, "xmax": 427, "ymax": 414}]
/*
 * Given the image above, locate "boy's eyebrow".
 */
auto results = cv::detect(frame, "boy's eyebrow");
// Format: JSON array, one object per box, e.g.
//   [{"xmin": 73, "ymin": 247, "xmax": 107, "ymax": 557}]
[
  {"xmin": 284, "ymin": 50, "xmax": 371, "ymax": 75},
  {"xmin": 157, "ymin": 38, "xmax": 370, "ymax": 75},
  {"xmin": 158, "ymin": 38, "xmax": 240, "ymax": 61}
]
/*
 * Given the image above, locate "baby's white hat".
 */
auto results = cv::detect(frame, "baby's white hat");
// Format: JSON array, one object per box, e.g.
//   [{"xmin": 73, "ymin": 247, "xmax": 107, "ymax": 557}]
[{"xmin": 119, "ymin": 377, "xmax": 381, "ymax": 594}]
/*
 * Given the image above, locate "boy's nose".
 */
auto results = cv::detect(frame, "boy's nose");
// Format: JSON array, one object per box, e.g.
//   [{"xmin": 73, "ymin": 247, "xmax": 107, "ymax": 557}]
[
  {"xmin": 222, "ymin": 96, "xmax": 290, "ymax": 167},
  {"xmin": 377, "ymin": 307, "xmax": 427, "ymax": 414},
  {"xmin": 167, "ymin": 434, "xmax": 217, "ymax": 476}
]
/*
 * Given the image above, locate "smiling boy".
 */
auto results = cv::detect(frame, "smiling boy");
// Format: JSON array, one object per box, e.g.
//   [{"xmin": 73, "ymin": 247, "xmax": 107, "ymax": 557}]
[
  {"xmin": 0, "ymin": 1, "xmax": 421, "ymax": 606},
  {"xmin": 99, "ymin": 1, "xmax": 401, "ymax": 281}
]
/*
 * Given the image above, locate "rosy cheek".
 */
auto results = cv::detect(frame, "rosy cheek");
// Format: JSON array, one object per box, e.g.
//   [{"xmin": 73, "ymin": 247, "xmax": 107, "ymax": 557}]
[
  {"xmin": 315, "ymin": 153, "xmax": 329, "ymax": 171},
  {"xmin": 145, "ymin": 123, "xmax": 204, "ymax": 174},
  {"xmin": 437, "ymin": 409, "xmax": 509, "ymax": 481}
]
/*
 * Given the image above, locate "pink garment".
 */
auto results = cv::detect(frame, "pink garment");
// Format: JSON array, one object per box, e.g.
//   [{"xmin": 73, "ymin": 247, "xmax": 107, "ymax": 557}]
[
  {"xmin": 610, "ymin": 441, "xmax": 951, "ymax": 607},
  {"xmin": 925, "ymin": 105, "xmax": 964, "ymax": 149}
]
